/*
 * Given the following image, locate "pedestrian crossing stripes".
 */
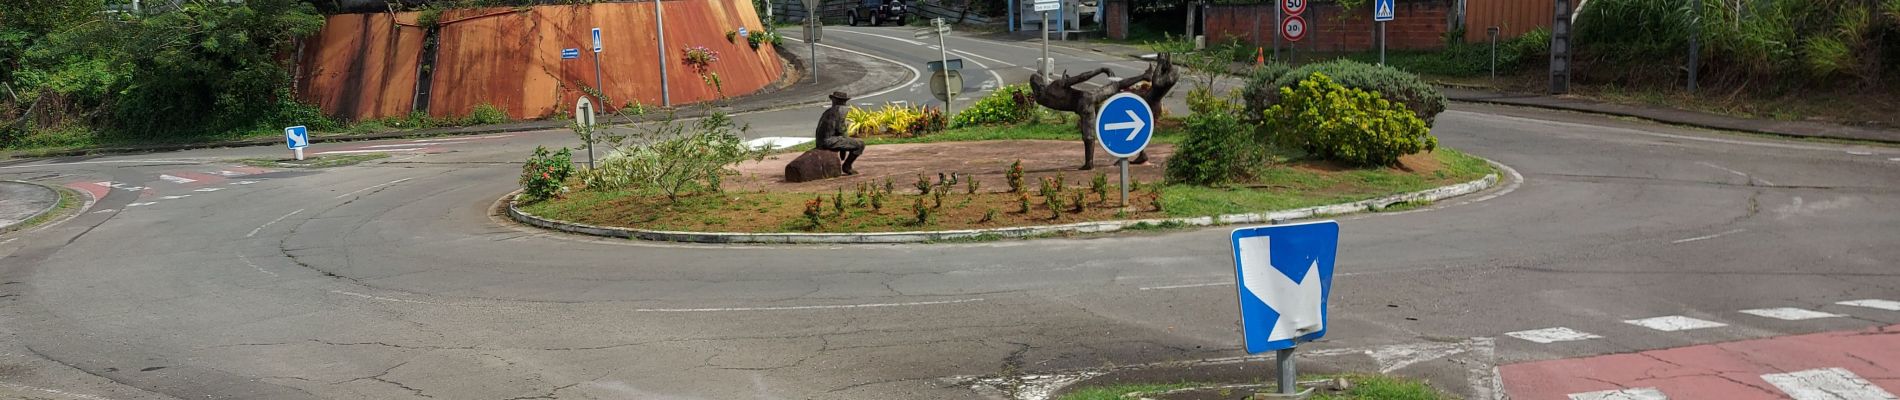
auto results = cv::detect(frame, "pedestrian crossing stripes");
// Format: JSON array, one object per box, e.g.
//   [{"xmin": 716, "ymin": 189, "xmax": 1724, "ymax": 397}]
[
  {"xmin": 1839, "ymin": 299, "xmax": 1900, "ymax": 311},
  {"xmin": 1507, "ymin": 299, "xmax": 1895, "ymax": 344},
  {"xmin": 1560, "ymin": 368, "xmax": 1899, "ymax": 399},
  {"xmin": 1504, "ymin": 327, "xmax": 1601, "ymax": 344},
  {"xmin": 1568, "ymin": 387, "xmax": 1666, "ymax": 400},
  {"xmin": 1739, "ymin": 307, "xmax": 1843, "ymax": 320},
  {"xmin": 1621, "ymin": 315, "xmax": 1726, "ymax": 332}
]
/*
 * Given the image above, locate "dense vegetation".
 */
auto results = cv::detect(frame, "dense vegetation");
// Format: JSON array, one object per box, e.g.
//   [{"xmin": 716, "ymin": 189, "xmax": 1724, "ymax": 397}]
[
  {"xmin": 1, "ymin": 0, "xmax": 329, "ymax": 150},
  {"xmin": 1576, "ymin": 0, "xmax": 1900, "ymax": 89}
]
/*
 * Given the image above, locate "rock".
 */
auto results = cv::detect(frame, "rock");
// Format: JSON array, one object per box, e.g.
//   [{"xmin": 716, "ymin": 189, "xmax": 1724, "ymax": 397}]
[{"xmin": 784, "ymin": 149, "xmax": 843, "ymax": 183}]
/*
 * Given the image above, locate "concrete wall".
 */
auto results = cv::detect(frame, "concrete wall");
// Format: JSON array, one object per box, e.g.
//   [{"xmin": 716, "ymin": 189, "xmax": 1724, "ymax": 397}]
[{"xmin": 298, "ymin": 0, "xmax": 784, "ymax": 121}]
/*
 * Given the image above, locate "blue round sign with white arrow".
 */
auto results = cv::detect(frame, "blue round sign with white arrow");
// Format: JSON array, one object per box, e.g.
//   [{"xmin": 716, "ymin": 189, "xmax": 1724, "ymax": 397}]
[{"xmin": 1093, "ymin": 92, "xmax": 1154, "ymax": 158}]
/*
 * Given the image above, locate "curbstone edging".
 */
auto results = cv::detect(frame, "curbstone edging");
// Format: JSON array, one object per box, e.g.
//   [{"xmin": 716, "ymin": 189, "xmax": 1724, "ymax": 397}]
[
  {"xmin": 0, "ymin": 180, "xmax": 66, "ymax": 233},
  {"xmin": 508, "ymin": 160, "xmax": 1512, "ymax": 244}
]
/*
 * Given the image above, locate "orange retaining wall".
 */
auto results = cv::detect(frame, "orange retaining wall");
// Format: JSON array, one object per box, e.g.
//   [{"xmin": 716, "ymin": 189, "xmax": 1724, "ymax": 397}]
[
  {"xmin": 298, "ymin": 0, "xmax": 783, "ymax": 121},
  {"xmin": 296, "ymin": 12, "xmax": 425, "ymax": 121}
]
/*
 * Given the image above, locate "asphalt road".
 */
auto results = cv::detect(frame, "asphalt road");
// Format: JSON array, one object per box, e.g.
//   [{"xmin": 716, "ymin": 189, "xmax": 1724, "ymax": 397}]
[{"xmin": 0, "ymin": 27, "xmax": 1897, "ymax": 400}]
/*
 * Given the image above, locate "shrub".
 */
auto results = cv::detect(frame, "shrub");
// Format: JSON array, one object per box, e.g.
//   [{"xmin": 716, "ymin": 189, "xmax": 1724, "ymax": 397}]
[
  {"xmin": 847, "ymin": 104, "xmax": 943, "ymax": 138},
  {"xmin": 1264, "ymin": 73, "xmax": 1437, "ymax": 167},
  {"xmin": 804, "ymin": 197, "xmax": 824, "ymax": 228},
  {"xmin": 518, "ymin": 146, "xmax": 574, "ymax": 203},
  {"xmin": 1241, "ymin": 62, "xmax": 1295, "ymax": 114},
  {"xmin": 1165, "ymin": 102, "xmax": 1258, "ymax": 185},
  {"xmin": 910, "ymin": 197, "xmax": 930, "ymax": 224},
  {"xmin": 465, "ymin": 103, "xmax": 509, "ymax": 125},
  {"xmin": 1005, "ymin": 160, "xmax": 1025, "ymax": 192},
  {"xmin": 1246, "ymin": 60, "xmax": 1446, "ymax": 126},
  {"xmin": 951, "ymin": 84, "xmax": 1036, "ymax": 127},
  {"xmin": 580, "ymin": 113, "xmax": 763, "ymax": 202}
]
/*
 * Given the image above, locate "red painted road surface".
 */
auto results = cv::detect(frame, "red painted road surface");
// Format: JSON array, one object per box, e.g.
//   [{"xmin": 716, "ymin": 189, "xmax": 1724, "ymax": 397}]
[{"xmin": 1502, "ymin": 325, "xmax": 1900, "ymax": 399}]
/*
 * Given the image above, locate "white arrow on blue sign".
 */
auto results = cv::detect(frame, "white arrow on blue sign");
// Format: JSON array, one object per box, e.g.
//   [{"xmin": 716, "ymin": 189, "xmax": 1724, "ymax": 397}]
[
  {"xmin": 1092, "ymin": 92, "xmax": 1153, "ymax": 158},
  {"xmin": 1373, "ymin": 0, "xmax": 1395, "ymax": 21},
  {"xmin": 1231, "ymin": 220, "xmax": 1338, "ymax": 353},
  {"xmin": 284, "ymin": 125, "xmax": 308, "ymax": 149}
]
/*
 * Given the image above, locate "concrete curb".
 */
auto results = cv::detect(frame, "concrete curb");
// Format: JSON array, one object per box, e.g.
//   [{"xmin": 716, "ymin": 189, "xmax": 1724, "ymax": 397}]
[
  {"xmin": 507, "ymin": 161, "xmax": 1508, "ymax": 244},
  {"xmin": 0, "ymin": 180, "xmax": 64, "ymax": 234}
]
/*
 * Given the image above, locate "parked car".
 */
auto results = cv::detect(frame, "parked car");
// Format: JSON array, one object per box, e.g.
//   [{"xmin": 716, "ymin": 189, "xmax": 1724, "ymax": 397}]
[{"xmin": 848, "ymin": 0, "xmax": 908, "ymax": 26}]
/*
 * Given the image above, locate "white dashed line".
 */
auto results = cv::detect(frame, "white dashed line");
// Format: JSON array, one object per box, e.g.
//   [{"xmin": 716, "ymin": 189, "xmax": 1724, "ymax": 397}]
[
  {"xmin": 1138, "ymin": 282, "xmax": 1230, "ymax": 291},
  {"xmin": 236, "ymin": 252, "xmax": 277, "ymax": 277},
  {"xmin": 91, "ymin": 209, "xmax": 115, "ymax": 214},
  {"xmin": 194, "ymin": 188, "xmax": 223, "ymax": 192},
  {"xmin": 1761, "ymin": 368, "xmax": 1896, "ymax": 400},
  {"xmin": 1671, "ymin": 228, "xmax": 1745, "ymax": 244},
  {"xmin": 230, "ymin": 180, "xmax": 258, "ymax": 185},
  {"xmin": 331, "ymin": 290, "xmax": 441, "ymax": 305},
  {"xmin": 332, "ymin": 177, "xmax": 413, "ymax": 199},
  {"xmin": 1623, "ymin": 315, "xmax": 1727, "ymax": 332},
  {"xmin": 316, "ymin": 148, "xmax": 423, "ymax": 155},
  {"xmin": 634, "ymin": 298, "xmax": 985, "ymax": 312},
  {"xmin": 1568, "ymin": 387, "xmax": 1669, "ymax": 400},
  {"xmin": 1845, "ymin": 150, "xmax": 1874, "ymax": 155},
  {"xmin": 1504, "ymin": 327, "xmax": 1601, "ymax": 343},
  {"xmin": 1739, "ymin": 307, "xmax": 1842, "ymax": 320},
  {"xmin": 159, "ymin": 195, "xmax": 190, "ymax": 200},
  {"xmin": 214, "ymin": 170, "xmax": 244, "ymax": 176},
  {"xmin": 1696, "ymin": 162, "xmax": 1775, "ymax": 186},
  {"xmin": 125, "ymin": 202, "xmax": 158, "ymax": 207},
  {"xmin": 1837, "ymin": 299, "xmax": 1900, "ymax": 311},
  {"xmin": 158, "ymin": 174, "xmax": 196, "ymax": 184},
  {"xmin": 246, "ymin": 208, "xmax": 305, "ymax": 238},
  {"xmin": 93, "ymin": 182, "xmax": 146, "ymax": 191}
]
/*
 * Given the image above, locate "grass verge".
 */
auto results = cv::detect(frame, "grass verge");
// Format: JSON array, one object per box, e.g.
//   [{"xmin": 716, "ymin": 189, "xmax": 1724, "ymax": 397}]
[
  {"xmin": 1057, "ymin": 374, "xmax": 1453, "ymax": 400},
  {"xmin": 235, "ymin": 153, "xmax": 389, "ymax": 169},
  {"xmin": 3, "ymin": 184, "xmax": 78, "ymax": 234}
]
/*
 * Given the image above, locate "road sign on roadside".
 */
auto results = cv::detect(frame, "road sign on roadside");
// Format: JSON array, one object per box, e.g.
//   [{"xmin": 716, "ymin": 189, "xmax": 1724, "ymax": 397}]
[
  {"xmin": 1093, "ymin": 93, "xmax": 1152, "ymax": 158},
  {"xmin": 925, "ymin": 59, "xmax": 963, "ymax": 72},
  {"xmin": 561, "ymin": 48, "xmax": 580, "ymax": 59},
  {"xmin": 591, "ymin": 27, "xmax": 603, "ymax": 53},
  {"xmin": 1282, "ymin": 15, "xmax": 1307, "ymax": 42},
  {"xmin": 1282, "ymin": 0, "xmax": 1305, "ymax": 15},
  {"xmin": 929, "ymin": 70, "xmax": 962, "ymax": 103},
  {"xmin": 285, "ymin": 125, "xmax": 308, "ymax": 161},
  {"xmin": 1033, "ymin": 0, "xmax": 1059, "ymax": 12},
  {"xmin": 1231, "ymin": 220, "xmax": 1338, "ymax": 353},
  {"xmin": 1373, "ymin": 0, "xmax": 1395, "ymax": 21},
  {"xmin": 575, "ymin": 96, "xmax": 598, "ymax": 168},
  {"xmin": 738, "ymin": 26, "xmax": 749, "ymax": 38}
]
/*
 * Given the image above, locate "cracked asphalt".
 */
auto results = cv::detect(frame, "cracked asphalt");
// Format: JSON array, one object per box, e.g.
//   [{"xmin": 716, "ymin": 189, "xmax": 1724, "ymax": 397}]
[{"xmin": 1, "ymin": 27, "xmax": 1898, "ymax": 400}]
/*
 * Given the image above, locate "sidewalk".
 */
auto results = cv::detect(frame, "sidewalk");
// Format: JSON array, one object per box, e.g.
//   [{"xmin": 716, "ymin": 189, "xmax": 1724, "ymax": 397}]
[
  {"xmin": 0, "ymin": 181, "xmax": 59, "ymax": 233},
  {"xmin": 3, "ymin": 41, "xmax": 912, "ymax": 159},
  {"xmin": 1443, "ymin": 88, "xmax": 1900, "ymax": 144}
]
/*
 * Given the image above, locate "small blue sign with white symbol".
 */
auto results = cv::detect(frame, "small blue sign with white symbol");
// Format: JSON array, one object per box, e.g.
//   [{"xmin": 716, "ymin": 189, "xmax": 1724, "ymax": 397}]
[
  {"xmin": 1373, "ymin": 0, "xmax": 1395, "ymax": 21},
  {"xmin": 1231, "ymin": 220, "xmax": 1339, "ymax": 353},
  {"xmin": 561, "ymin": 48, "xmax": 580, "ymax": 59},
  {"xmin": 285, "ymin": 125, "xmax": 308, "ymax": 149},
  {"xmin": 591, "ymin": 27, "xmax": 603, "ymax": 53},
  {"xmin": 1092, "ymin": 92, "xmax": 1153, "ymax": 158}
]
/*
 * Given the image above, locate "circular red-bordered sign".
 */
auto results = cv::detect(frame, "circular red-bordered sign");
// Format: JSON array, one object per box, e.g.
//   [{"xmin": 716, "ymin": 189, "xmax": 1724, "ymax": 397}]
[
  {"xmin": 1282, "ymin": 0, "xmax": 1306, "ymax": 15},
  {"xmin": 1282, "ymin": 15, "xmax": 1308, "ymax": 42}
]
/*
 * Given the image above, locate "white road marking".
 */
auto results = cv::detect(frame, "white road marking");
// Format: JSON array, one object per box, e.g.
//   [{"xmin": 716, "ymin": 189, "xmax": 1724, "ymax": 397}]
[
  {"xmin": 785, "ymin": 37, "xmax": 921, "ymax": 100},
  {"xmin": 1623, "ymin": 315, "xmax": 1727, "ymax": 332},
  {"xmin": 236, "ymin": 252, "xmax": 277, "ymax": 277},
  {"xmin": 1671, "ymin": 228, "xmax": 1746, "ymax": 244},
  {"xmin": 1504, "ymin": 327, "xmax": 1601, "ymax": 343},
  {"xmin": 158, "ymin": 195, "xmax": 190, "ymax": 200},
  {"xmin": 91, "ymin": 209, "xmax": 115, "ymax": 214},
  {"xmin": 332, "ymin": 177, "xmax": 413, "ymax": 199},
  {"xmin": 1366, "ymin": 341, "xmax": 1468, "ymax": 373},
  {"xmin": 0, "ymin": 238, "xmax": 14, "ymax": 245},
  {"xmin": 194, "ymin": 187, "xmax": 223, "ymax": 192},
  {"xmin": 1739, "ymin": 307, "xmax": 1842, "ymax": 320},
  {"xmin": 1761, "ymin": 367, "xmax": 1897, "ymax": 400},
  {"xmin": 744, "ymin": 137, "xmax": 815, "ymax": 151},
  {"xmin": 125, "ymin": 202, "xmax": 158, "ymax": 207},
  {"xmin": 411, "ymin": 134, "xmax": 512, "ymax": 143},
  {"xmin": 93, "ymin": 182, "xmax": 146, "ymax": 191},
  {"xmin": 821, "ymin": 29, "xmax": 1007, "ymax": 92},
  {"xmin": 1696, "ymin": 161, "xmax": 1775, "ymax": 186},
  {"xmin": 1138, "ymin": 282, "xmax": 1230, "ymax": 290},
  {"xmin": 1837, "ymin": 299, "xmax": 1900, "ymax": 311},
  {"xmin": 0, "ymin": 159, "xmax": 203, "ymax": 170},
  {"xmin": 331, "ymin": 290, "xmax": 441, "ymax": 305},
  {"xmin": 215, "ymin": 170, "xmax": 243, "ymax": 176},
  {"xmin": 0, "ymin": 383, "xmax": 115, "ymax": 400},
  {"xmin": 230, "ymin": 180, "xmax": 258, "ymax": 185},
  {"xmin": 362, "ymin": 142, "xmax": 461, "ymax": 148},
  {"xmin": 634, "ymin": 298, "xmax": 984, "ymax": 312},
  {"xmin": 1846, "ymin": 150, "xmax": 1874, "ymax": 155},
  {"xmin": 158, "ymin": 174, "xmax": 196, "ymax": 184},
  {"xmin": 316, "ymin": 148, "xmax": 423, "ymax": 155},
  {"xmin": 1890, "ymin": 157, "xmax": 1900, "ymax": 162},
  {"xmin": 1569, "ymin": 387, "xmax": 1669, "ymax": 400},
  {"xmin": 246, "ymin": 208, "xmax": 305, "ymax": 238}
]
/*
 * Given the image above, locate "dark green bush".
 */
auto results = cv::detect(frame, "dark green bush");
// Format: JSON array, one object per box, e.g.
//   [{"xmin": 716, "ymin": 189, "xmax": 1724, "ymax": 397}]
[
  {"xmin": 464, "ymin": 103, "xmax": 510, "ymax": 125},
  {"xmin": 1264, "ymin": 72, "xmax": 1437, "ymax": 168},
  {"xmin": 1245, "ymin": 60, "xmax": 1446, "ymax": 126},
  {"xmin": 1241, "ymin": 62, "xmax": 1294, "ymax": 115},
  {"xmin": 519, "ymin": 146, "xmax": 574, "ymax": 203},
  {"xmin": 1165, "ymin": 96, "xmax": 1259, "ymax": 185}
]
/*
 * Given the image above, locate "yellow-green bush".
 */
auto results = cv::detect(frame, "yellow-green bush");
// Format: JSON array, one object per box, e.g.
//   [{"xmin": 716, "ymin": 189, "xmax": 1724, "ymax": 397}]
[
  {"xmin": 951, "ymin": 84, "xmax": 1035, "ymax": 127},
  {"xmin": 1263, "ymin": 72, "xmax": 1437, "ymax": 168},
  {"xmin": 846, "ymin": 104, "xmax": 945, "ymax": 138}
]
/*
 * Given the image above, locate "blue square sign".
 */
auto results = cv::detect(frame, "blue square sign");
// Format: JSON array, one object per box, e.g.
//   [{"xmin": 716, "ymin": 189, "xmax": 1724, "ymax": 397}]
[
  {"xmin": 1373, "ymin": 0, "xmax": 1395, "ymax": 21},
  {"xmin": 1231, "ymin": 220, "xmax": 1339, "ymax": 353}
]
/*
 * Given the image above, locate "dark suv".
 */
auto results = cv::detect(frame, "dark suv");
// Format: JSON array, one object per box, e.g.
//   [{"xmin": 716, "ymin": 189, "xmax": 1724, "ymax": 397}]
[{"xmin": 847, "ymin": 0, "xmax": 908, "ymax": 26}]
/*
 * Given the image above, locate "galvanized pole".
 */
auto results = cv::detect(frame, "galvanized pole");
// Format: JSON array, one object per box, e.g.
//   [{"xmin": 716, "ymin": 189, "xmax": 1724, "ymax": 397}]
[
  {"xmin": 1378, "ymin": 21, "xmax": 1386, "ymax": 65},
  {"xmin": 1273, "ymin": 1, "xmax": 1281, "ymax": 61},
  {"xmin": 1118, "ymin": 158, "xmax": 1129, "ymax": 208},
  {"xmin": 1277, "ymin": 348, "xmax": 1296, "ymax": 395},
  {"xmin": 656, "ymin": 0, "xmax": 671, "ymax": 106},
  {"xmin": 940, "ymin": 26, "xmax": 953, "ymax": 117},
  {"xmin": 1686, "ymin": 0, "xmax": 1698, "ymax": 93},
  {"xmin": 593, "ymin": 47, "xmax": 605, "ymax": 107},
  {"xmin": 1489, "ymin": 27, "xmax": 1499, "ymax": 80},
  {"xmin": 582, "ymin": 103, "xmax": 596, "ymax": 169},
  {"xmin": 1041, "ymin": 11, "xmax": 1051, "ymax": 75}
]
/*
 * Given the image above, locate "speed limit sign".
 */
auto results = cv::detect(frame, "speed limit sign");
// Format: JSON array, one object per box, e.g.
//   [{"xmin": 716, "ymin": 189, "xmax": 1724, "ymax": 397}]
[
  {"xmin": 1282, "ymin": 0, "xmax": 1305, "ymax": 15},
  {"xmin": 1282, "ymin": 15, "xmax": 1307, "ymax": 42}
]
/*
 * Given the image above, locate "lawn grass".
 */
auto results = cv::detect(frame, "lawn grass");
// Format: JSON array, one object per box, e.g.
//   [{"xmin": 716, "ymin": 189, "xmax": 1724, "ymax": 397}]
[
  {"xmin": 1055, "ymin": 374, "xmax": 1453, "ymax": 400},
  {"xmin": 235, "ymin": 153, "xmax": 389, "ymax": 169}
]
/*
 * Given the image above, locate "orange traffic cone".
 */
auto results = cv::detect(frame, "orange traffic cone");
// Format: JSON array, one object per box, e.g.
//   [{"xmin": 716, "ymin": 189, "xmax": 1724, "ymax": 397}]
[{"xmin": 1255, "ymin": 48, "xmax": 1265, "ymax": 66}]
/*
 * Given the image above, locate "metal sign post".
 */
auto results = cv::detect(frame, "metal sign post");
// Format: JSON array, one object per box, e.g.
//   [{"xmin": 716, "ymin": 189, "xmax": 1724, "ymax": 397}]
[
  {"xmin": 591, "ymin": 27, "xmax": 605, "ymax": 108},
  {"xmin": 1230, "ymin": 221, "xmax": 1339, "ymax": 398},
  {"xmin": 575, "ymin": 97, "xmax": 597, "ymax": 169},
  {"xmin": 803, "ymin": 0, "xmax": 823, "ymax": 84},
  {"xmin": 917, "ymin": 19, "xmax": 959, "ymax": 116},
  {"xmin": 1488, "ymin": 27, "xmax": 1500, "ymax": 80},
  {"xmin": 1035, "ymin": 0, "xmax": 1058, "ymax": 75},
  {"xmin": 1373, "ymin": 0, "xmax": 1394, "ymax": 66},
  {"xmin": 655, "ymin": 0, "xmax": 671, "ymax": 106},
  {"xmin": 1278, "ymin": 0, "xmax": 1302, "ymax": 62}
]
